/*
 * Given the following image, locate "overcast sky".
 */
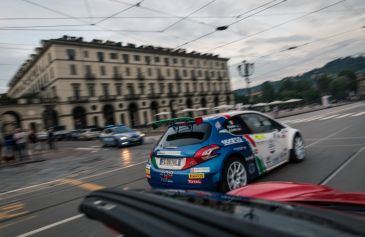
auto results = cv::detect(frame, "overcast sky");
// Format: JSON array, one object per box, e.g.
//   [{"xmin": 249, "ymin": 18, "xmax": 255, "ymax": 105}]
[{"xmin": 0, "ymin": 0, "xmax": 364, "ymax": 93}]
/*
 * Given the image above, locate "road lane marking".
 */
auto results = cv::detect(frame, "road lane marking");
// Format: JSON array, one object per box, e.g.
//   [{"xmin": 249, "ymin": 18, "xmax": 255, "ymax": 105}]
[
  {"xmin": 351, "ymin": 111, "xmax": 365, "ymax": 117},
  {"xmin": 335, "ymin": 113, "xmax": 353, "ymax": 118},
  {"xmin": 16, "ymin": 214, "xmax": 84, "ymax": 237},
  {"xmin": 0, "ymin": 202, "xmax": 28, "ymax": 221},
  {"xmin": 62, "ymin": 179, "xmax": 105, "ymax": 191},
  {"xmin": 321, "ymin": 144, "xmax": 365, "ymax": 185},
  {"xmin": 305, "ymin": 126, "xmax": 350, "ymax": 148},
  {"xmin": 0, "ymin": 215, "xmax": 36, "ymax": 230},
  {"xmin": 0, "ymin": 161, "xmax": 147, "ymax": 198},
  {"xmin": 319, "ymin": 114, "xmax": 339, "ymax": 120}
]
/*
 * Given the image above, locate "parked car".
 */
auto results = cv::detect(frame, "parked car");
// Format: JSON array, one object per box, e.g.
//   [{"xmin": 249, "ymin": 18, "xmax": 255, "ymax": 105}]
[
  {"xmin": 99, "ymin": 125, "xmax": 145, "ymax": 147},
  {"xmin": 53, "ymin": 125, "xmax": 69, "ymax": 140},
  {"xmin": 147, "ymin": 111, "xmax": 305, "ymax": 192},
  {"xmin": 36, "ymin": 131, "xmax": 48, "ymax": 141},
  {"xmin": 79, "ymin": 128, "xmax": 103, "ymax": 140},
  {"xmin": 66, "ymin": 129, "xmax": 85, "ymax": 141}
]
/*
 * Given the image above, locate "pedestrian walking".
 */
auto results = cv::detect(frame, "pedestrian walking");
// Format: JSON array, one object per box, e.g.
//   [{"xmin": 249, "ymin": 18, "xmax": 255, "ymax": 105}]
[
  {"xmin": 13, "ymin": 128, "xmax": 28, "ymax": 161},
  {"xmin": 47, "ymin": 127, "xmax": 56, "ymax": 150},
  {"xmin": 3, "ymin": 131, "xmax": 15, "ymax": 162},
  {"xmin": 28, "ymin": 129, "xmax": 38, "ymax": 157}
]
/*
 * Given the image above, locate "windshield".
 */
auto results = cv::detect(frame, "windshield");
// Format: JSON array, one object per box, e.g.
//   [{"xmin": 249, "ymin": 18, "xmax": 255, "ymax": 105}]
[
  {"xmin": 158, "ymin": 123, "xmax": 211, "ymax": 147},
  {"xmin": 113, "ymin": 126, "xmax": 134, "ymax": 134}
]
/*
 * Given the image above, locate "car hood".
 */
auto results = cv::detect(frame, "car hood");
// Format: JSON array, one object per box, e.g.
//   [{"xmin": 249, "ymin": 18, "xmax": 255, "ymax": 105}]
[
  {"xmin": 228, "ymin": 181, "xmax": 365, "ymax": 206},
  {"xmin": 112, "ymin": 131, "xmax": 139, "ymax": 138}
]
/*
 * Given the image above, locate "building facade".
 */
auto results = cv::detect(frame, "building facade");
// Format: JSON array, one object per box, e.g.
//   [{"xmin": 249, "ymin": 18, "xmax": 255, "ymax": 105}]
[{"xmin": 1, "ymin": 36, "xmax": 233, "ymax": 131}]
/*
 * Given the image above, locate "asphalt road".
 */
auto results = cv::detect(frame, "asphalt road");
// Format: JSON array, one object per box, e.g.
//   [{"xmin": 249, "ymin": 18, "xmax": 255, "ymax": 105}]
[{"xmin": 1, "ymin": 102, "xmax": 365, "ymax": 237}]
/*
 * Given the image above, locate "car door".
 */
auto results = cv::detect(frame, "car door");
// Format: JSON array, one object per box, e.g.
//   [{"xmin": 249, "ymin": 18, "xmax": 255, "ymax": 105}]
[{"xmin": 240, "ymin": 113, "xmax": 285, "ymax": 170}]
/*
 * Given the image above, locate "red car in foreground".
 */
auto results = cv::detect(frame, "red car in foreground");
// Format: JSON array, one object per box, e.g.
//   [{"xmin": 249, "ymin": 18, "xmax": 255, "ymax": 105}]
[{"xmin": 228, "ymin": 181, "xmax": 365, "ymax": 208}]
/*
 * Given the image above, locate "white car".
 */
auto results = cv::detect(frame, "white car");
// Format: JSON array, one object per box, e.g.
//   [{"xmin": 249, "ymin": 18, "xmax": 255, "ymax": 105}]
[{"xmin": 79, "ymin": 128, "xmax": 102, "ymax": 140}]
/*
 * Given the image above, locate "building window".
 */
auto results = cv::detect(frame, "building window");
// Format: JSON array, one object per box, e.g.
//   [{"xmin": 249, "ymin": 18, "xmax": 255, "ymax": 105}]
[
  {"xmin": 102, "ymin": 83, "xmax": 109, "ymax": 96},
  {"xmin": 127, "ymin": 83, "xmax": 135, "ymax": 95},
  {"xmin": 154, "ymin": 56, "xmax": 160, "ymax": 63},
  {"xmin": 145, "ymin": 56, "xmax": 151, "ymax": 65},
  {"xmin": 168, "ymin": 83, "xmax": 173, "ymax": 94},
  {"xmin": 185, "ymin": 83, "xmax": 190, "ymax": 93},
  {"xmin": 181, "ymin": 59, "xmax": 185, "ymax": 66},
  {"xmin": 134, "ymin": 55, "xmax": 140, "ymax": 61},
  {"xmin": 84, "ymin": 51, "xmax": 89, "ymax": 58},
  {"xmin": 166, "ymin": 68, "xmax": 171, "ymax": 77},
  {"xmin": 120, "ymin": 113, "xmax": 125, "ymax": 124},
  {"xmin": 116, "ymin": 83, "xmax": 122, "ymax": 96},
  {"xmin": 97, "ymin": 52, "xmax": 104, "ymax": 62},
  {"xmin": 72, "ymin": 84, "xmax": 80, "ymax": 98},
  {"xmin": 183, "ymin": 69, "xmax": 187, "ymax": 77},
  {"xmin": 173, "ymin": 58, "xmax": 178, "ymax": 64},
  {"xmin": 147, "ymin": 68, "xmax": 152, "ymax": 76},
  {"xmin": 164, "ymin": 57, "xmax": 169, "ymax": 66},
  {"xmin": 87, "ymin": 84, "xmax": 95, "ymax": 97},
  {"xmin": 177, "ymin": 83, "xmax": 181, "ymax": 93},
  {"xmin": 159, "ymin": 83, "xmax": 164, "ymax": 94},
  {"xmin": 197, "ymin": 60, "xmax": 200, "ymax": 67},
  {"xmin": 122, "ymin": 54, "xmax": 129, "ymax": 63},
  {"xmin": 139, "ymin": 83, "xmax": 145, "ymax": 94},
  {"xmin": 174, "ymin": 69, "xmax": 180, "ymax": 78},
  {"xmin": 47, "ymin": 53, "xmax": 52, "ymax": 63},
  {"xmin": 70, "ymin": 64, "xmax": 77, "ymax": 75},
  {"xmin": 85, "ymin": 65, "xmax": 92, "ymax": 75},
  {"xmin": 66, "ymin": 49, "xmax": 75, "ymax": 60},
  {"xmin": 93, "ymin": 116, "xmax": 99, "ymax": 126},
  {"xmin": 125, "ymin": 67, "xmax": 130, "ymax": 76},
  {"xmin": 110, "ymin": 53, "xmax": 118, "ymax": 60},
  {"xmin": 51, "ymin": 86, "xmax": 57, "ymax": 97},
  {"xmin": 198, "ymin": 70, "xmax": 202, "ymax": 77},
  {"xmin": 189, "ymin": 59, "xmax": 193, "ymax": 65},
  {"xmin": 149, "ymin": 83, "xmax": 155, "ymax": 94},
  {"xmin": 100, "ymin": 65, "xmax": 106, "ymax": 76},
  {"xmin": 113, "ymin": 66, "xmax": 119, "ymax": 75},
  {"xmin": 211, "ymin": 71, "xmax": 215, "ymax": 77}
]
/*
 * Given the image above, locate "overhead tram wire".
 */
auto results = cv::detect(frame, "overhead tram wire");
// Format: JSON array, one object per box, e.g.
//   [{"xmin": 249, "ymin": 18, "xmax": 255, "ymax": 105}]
[
  {"xmin": 21, "ymin": 0, "xmax": 156, "ymax": 45},
  {"xmin": 174, "ymin": 0, "xmax": 287, "ymax": 49},
  {"xmin": 205, "ymin": 0, "xmax": 347, "ymax": 52},
  {"xmin": 162, "ymin": 0, "xmax": 216, "ymax": 31},
  {"xmin": 230, "ymin": 25, "xmax": 365, "ymax": 62}
]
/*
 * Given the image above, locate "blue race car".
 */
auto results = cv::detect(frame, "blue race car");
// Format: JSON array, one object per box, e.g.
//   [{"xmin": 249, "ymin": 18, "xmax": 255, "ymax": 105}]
[
  {"xmin": 99, "ymin": 125, "xmax": 145, "ymax": 147},
  {"xmin": 146, "ymin": 111, "xmax": 305, "ymax": 192}
]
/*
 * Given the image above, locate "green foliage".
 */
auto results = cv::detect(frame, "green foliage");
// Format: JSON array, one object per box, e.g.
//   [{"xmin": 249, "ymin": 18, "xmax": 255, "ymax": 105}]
[
  {"xmin": 315, "ymin": 75, "xmax": 332, "ymax": 95},
  {"xmin": 329, "ymin": 77, "xmax": 350, "ymax": 99},
  {"xmin": 261, "ymin": 81, "xmax": 275, "ymax": 102}
]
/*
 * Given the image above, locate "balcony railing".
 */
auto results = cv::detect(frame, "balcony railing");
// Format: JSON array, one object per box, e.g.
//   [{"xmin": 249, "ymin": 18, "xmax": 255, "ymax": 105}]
[
  {"xmin": 85, "ymin": 73, "xmax": 96, "ymax": 80},
  {"xmin": 113, "ymin": 73, "xmax": 123, "ymax": 80},
  {"xmin": 125, "ymin": 94, "xmax": 140, "ymax": 100},
  {"xmin": 148, "ymin": 93, "xmax": 161, "ymax": 99},
  {"xmin": 99, "ymin": 95, "xmax": 117, "ymax": 101},
  {"xmin": 68, "ymin": 96, "xmax": 89, "ymax": 103}
]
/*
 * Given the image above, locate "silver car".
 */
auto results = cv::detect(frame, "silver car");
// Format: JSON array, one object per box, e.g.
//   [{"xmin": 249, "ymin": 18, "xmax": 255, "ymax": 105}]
[{"xmin": 99, "ymin": 125, "xmax": 145, "ymax": 147}]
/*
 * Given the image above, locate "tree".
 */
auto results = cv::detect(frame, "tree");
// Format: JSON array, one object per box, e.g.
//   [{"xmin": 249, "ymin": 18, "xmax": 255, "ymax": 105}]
[
  {"xmin": 303, "ymin": 88, "xmax": 320, "ymax": 104},
  {"xmin": 329, "ymin": 77, "xmax": 349, "ymax": 99},
  {"xmin": 339, "ymin": 70, "xmax": 357, "ymax": 93},
  {"xmin": 315, "ymin": 74, "xmax": 332, "ymax": 95},
  {"xmin": 261, "ymin": 81, "xmax": 275, "ymax": 102}
]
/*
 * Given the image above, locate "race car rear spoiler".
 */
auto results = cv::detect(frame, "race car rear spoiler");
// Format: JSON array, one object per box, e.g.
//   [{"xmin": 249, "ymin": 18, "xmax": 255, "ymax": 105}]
[
  {"xmin": 149, "ymin": 117, "xmax": 195, "ymax": 129},
  {"xmin": 79, "ymin": 189, "xmax": 292, "ymax": 237}
]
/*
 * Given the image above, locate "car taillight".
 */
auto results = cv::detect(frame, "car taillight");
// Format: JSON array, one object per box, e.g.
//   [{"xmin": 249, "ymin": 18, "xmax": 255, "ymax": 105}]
[{"xmin": 182, "ymin": 145, "xmax": 220, "ymax": 169}]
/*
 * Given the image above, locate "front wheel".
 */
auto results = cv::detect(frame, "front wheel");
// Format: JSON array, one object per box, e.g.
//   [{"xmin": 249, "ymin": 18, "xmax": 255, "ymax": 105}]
[
  {"xmin": 290, "ymin": 134, "xmax": 306, "ymax": 162},
  {"xmin": 218, "ymin": 157, "xmax": 247, "ymax": 192}
]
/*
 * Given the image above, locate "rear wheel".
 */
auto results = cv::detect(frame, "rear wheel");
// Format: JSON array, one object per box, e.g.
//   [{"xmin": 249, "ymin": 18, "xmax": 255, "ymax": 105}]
[
  {"xmin": 219, "ymin": 157, "xmax": 247, "ymax": 192},
  {"xmin": 290, "ymin": 134, "xmax": 305, "ymax": 162}
]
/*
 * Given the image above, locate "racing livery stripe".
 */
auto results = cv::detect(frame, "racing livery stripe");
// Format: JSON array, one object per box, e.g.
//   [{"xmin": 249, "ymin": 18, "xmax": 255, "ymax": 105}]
[{"xmin": 244, "ymin": 135, "xmax": 256, "ymax": 147}]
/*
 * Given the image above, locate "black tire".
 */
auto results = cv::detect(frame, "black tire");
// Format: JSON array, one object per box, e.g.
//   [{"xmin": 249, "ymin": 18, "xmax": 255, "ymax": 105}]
[
  {"xmin": 218, "ymin": 156, "xmax": 248, "ymax": 193},
  {"xmin": 290, "ymin": 134, "xmax": 306, "ymax": 162}
]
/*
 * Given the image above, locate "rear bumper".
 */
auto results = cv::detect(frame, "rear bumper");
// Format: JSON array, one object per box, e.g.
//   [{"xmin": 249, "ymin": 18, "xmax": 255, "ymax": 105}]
[{"xmin": 147, "ymin": 157, "xmax": 224, "ymax": 191}]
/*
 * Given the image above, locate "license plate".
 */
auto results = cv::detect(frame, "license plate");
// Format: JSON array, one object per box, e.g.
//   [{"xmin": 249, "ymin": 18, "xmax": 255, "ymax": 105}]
[{"xmin": 160, "ymin": 158, "xmax": 181, "ymax": 166}]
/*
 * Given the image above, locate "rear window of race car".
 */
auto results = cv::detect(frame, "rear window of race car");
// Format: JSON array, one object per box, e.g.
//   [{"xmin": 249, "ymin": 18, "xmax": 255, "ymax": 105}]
[{"xmin": 158, "ymin": 123, "xmax": 211, "ymax": 148}]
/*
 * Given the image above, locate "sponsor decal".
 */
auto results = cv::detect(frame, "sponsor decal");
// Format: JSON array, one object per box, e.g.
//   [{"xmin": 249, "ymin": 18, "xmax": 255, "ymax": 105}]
[
  {"xmin": 268, "ymin": 140, "xmax": 276, "ymax": 154},
  {"xmin": 233, "ymin": 146, "xmax": 247, "ymax": 151},
  {"xmin": 245, "ymin": 155, "xmax": 255, "ymax": 161},
  {"xmin": 254, "ymin": 134, "xmax": 266, "ymax": 140},
  {"xmin": 248, "ymin": 163, "xmax": 256, "ymax": 174},
  {"xmin": 222, "ymin": 137, "xmax": 243, "ymax": 146},
  {"xmin": 160, "ymin": 170, "xmax": 173, "ymax": 182},
  {"xmin": 188, "ymin": 173, "xmax": 205, "ymax": 179},
  {"xmin": 190, "ymin": 167, "xmax": 210, "ymax": 173},
  {"xmin": 146, "ymin": 164, "xmax": 151, "ymax": 169},
  {"xmin": 188, "ymin": 179, "xmax": 202, "ymax": 184},
  {"xmin": 215, "ymin": 121, "xmax": 222, "ymax": 130},
  {"xmin": 145, "ymin": 168, "xmax": 151, "ymax": 175},
  {"xmin": 157, "ymin": 150, "xmax": 181, "ymax": 156},
  {"xmin": 244, "ymin": 135, "xmax": 256, "ymax": 147}
]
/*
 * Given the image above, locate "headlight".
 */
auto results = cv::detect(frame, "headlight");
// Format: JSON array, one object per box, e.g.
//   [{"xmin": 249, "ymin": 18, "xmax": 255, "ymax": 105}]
[
  {"xmin": 120, "ymin": 136, "xmax": 128, "ymax": 140},
  {"xmin": 140, "ymin": 133, "xmax": 145, "ymax": 137}
]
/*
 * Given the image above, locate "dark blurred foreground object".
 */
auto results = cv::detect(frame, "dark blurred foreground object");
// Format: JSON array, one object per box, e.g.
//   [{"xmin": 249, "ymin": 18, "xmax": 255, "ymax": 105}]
[{"xmin": 79, "ymin": 189, "xmax": 365, "ymax": 237}]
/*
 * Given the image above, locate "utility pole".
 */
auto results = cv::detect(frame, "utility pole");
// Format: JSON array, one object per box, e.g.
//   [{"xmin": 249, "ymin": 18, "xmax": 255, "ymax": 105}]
[{"xmin": 237, "ymin": 60, "xmax": 255, "ymax": 103}]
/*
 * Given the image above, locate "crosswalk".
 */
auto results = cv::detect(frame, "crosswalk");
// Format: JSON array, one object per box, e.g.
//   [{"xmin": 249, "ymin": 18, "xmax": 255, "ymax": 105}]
[{"xmin": 281, "ymin": 111, "xmax": 365, "ymax": 124}]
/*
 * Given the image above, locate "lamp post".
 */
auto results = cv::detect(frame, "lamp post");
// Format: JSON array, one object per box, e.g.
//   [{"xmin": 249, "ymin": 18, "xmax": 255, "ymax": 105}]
[{"xmin": 237, "ymin": 60, "xmax": 254, "ymax": 103}]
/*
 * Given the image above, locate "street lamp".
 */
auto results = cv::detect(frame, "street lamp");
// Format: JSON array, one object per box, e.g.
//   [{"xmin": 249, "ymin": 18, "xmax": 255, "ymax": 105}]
[{"xmin": 237, "ymin": 60, "xmax": 254, "ymax": 103}]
